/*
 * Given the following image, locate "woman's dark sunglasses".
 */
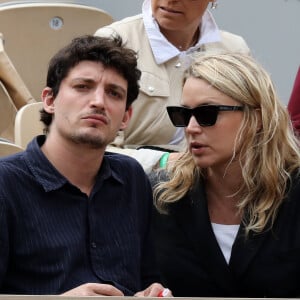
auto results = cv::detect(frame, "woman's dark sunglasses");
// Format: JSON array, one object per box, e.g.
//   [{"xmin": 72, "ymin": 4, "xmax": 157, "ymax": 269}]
[{"xmin": 167, "ymin": 105, "xmax": 244, "ymax": 127}]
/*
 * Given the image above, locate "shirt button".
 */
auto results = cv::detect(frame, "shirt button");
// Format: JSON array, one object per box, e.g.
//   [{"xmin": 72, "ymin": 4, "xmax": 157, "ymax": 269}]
[
  {"xmin": 175, "ymin": 62, "xmax": 181, "ymax": 68},
  {"xmin": 148, "ymin": 86, "xmax": 154, "ymax": 93},
  {"xmin": 91, "ymin": 242, "xmax": 97, "ymax": 248}
]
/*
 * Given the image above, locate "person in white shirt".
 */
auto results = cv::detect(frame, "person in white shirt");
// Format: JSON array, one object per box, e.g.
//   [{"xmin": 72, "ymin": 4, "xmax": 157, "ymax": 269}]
[{"xmin": 95, "ymin": 0, "xmax": 250, "ymax": 173}]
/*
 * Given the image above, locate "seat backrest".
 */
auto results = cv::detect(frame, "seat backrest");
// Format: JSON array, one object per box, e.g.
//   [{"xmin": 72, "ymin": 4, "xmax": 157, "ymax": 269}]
[
  {"xmin": 0, "ymin": 2, "xmax": 113, "ymax": 101},
  {"xmin": 0, "ymin": 140, "xmax": 23, "ymax": 157},
  {"xmin": 0, "ymin": 80, "xmax": 17, "ymax": 141},
  {"xmin": 14, "ymin": 101, "xmax": 44, "ymax": 148}
]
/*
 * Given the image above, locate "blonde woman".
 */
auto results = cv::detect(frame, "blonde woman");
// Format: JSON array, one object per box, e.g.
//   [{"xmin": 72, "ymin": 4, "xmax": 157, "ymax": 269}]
[{"xmin": 151, "ymin": 52, "xmax": 300, "ymax": 297}]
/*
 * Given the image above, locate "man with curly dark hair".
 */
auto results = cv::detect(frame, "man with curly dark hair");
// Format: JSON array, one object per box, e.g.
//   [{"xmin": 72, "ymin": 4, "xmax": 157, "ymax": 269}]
[{"xmin": 0, "ymin": 35, "xmax": 170, "ymax": 297}]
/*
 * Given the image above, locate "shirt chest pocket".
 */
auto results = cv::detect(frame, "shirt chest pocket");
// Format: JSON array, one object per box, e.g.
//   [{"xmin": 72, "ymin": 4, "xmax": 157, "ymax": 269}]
[{"xmin": 139, "ymin": 72, "xmax": 170, "ymax": 98}]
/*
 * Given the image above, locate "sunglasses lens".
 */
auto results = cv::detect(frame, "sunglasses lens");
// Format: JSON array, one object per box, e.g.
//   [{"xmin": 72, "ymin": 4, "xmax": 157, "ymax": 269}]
[
  {"xmin": 167, "ymin": 107, "xmax": 189, "ymax": 127},
  {"xmin": 167, "ymin": 106, "xmax": 219, "ymax": 127},
  {"xmin": 194, "ymin": 106, "xmax": 218, "ymax": 126},
  {"xmin": 168, "ymin": 105, "xmax": 242, "ymax": 127}
]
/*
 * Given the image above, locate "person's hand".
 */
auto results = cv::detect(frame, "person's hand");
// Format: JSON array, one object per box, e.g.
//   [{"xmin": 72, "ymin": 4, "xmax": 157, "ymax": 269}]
[
  {"xmin": 134, "ymin": 282, "xmax": 172, "ymax": 297},
  {"xmin": 61, "ymin": 283, "xmax": 124, "ymax": 296}
]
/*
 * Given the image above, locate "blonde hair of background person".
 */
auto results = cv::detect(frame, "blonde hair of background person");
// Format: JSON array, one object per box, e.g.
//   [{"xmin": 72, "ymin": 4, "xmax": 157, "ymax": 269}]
[{"xmin": 155, "ymin": 52, "xmax": 300, "ymax": 235}]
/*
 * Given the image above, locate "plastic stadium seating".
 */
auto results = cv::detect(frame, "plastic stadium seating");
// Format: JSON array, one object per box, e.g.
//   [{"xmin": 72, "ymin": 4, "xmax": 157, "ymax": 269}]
[
  {"xmin": 0, "ymin": 1, "xmax": 113, "ymax": 101},
  {"xmin": 14, "ymin": 101, "xmax": 44, "ymax": 148},
  {"xmin": 0, "ymin": 139, "xmax": 23, "ymax": 156}
]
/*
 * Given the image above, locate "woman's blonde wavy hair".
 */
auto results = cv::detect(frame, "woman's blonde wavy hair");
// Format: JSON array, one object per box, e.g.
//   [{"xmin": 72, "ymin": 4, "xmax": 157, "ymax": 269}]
[{"xmin": 154, "ymin": 52, "xmax": 300, "ymax": 236}]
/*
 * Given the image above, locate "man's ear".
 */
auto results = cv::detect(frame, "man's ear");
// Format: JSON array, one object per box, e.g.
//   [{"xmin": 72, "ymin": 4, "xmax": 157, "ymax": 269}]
[
  {"xmin": 41, "ymin": 87, "xmax": 55, "ymax": 114},
  {"xmin": 119, "ymin": 106, "xmax": 133, "ymax": 131}
]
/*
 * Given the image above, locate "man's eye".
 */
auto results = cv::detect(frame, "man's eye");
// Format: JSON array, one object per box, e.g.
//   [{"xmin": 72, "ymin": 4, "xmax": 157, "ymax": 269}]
[
  {"xmin": 108, "ymin": 89, "xmax": 123, "ymax": 99},
  {"xmin": 75, "ymin": 84, "xmax": 89, "ymax": 90}
]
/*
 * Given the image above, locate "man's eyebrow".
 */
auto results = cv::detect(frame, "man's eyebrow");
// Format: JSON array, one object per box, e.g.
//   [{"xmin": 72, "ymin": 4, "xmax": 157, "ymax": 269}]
[
  {"xmin": 70, "ymin": 78, "xmax": 127, "ymax": 96},
  {"xmin": 107, "ymin": 83, "xmax": 127, "ymax": 96},
  {"xmin": 71, "ymin": 77, "xmax": 95, "ymax": 83}
]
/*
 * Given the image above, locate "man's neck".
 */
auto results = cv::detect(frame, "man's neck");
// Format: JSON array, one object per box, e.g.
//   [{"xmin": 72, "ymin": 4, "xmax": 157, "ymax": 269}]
[{"xmin": 41, "ymin": 135, "xmax": 105, "ymax": 196}]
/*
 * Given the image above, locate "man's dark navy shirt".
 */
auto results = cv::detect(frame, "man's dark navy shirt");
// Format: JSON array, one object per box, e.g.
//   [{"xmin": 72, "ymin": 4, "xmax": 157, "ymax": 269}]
[{"xmin": 0, "ymin": 136, "xmax": 159, "ymax": 295}]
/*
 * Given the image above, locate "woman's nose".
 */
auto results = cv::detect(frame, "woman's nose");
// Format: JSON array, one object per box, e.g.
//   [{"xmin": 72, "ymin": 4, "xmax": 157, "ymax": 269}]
[{"xmin": 185, "ymin": 116, "xmax": 203, "ymax": 133}]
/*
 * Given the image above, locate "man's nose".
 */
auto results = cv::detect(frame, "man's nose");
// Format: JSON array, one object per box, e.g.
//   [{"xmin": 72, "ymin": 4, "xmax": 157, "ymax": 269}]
[{"xmin": 90, "ymin": 88, "xmax": 105, "ymax": 106}]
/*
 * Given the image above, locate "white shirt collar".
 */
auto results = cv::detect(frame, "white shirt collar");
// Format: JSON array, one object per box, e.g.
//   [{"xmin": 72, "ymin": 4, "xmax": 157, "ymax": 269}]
[{"xmin": 142, "ymin": 0, "xmax": 221, "ymax": 65}]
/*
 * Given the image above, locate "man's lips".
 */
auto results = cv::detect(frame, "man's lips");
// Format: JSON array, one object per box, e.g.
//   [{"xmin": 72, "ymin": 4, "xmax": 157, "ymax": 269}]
[{"xmin": 82, "ymin": 114, "xmax": 108, "ymax": 125}]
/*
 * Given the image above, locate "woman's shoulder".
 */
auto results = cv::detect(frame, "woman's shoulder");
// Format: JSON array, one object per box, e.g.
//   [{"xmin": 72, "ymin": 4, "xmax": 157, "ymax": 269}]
[
  {"xmin": 148, "ymin": 169, "xmax": 169, "ymax": 189},
  {"xmin": 218, "ymin": 30, "xmax": 250, "ymax": 54},
  {"xmin": 95, "ymin": 14, "xmax": 146, "ymax": 51},
  {"xmin": 95, "ymin": 14, "xmax": 144, "ymax": 37},
  {"xmin": 289, "ymin": 171, "xmax": 300, "ymax": 192}
]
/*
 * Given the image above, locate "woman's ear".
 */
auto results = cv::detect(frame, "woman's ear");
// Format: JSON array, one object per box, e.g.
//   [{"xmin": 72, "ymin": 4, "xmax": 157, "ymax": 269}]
[{"xmin": 41, "ymin": 87, "xmax": 55, "ymax": 114}]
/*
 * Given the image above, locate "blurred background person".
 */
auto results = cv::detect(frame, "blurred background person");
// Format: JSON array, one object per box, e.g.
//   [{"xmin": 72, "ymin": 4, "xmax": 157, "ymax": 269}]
[
  {"xmin": 288, "ymin": 66, "xmax": 300, "ymax": 137},
  {"xmin": 95, "ymin": 0, "xmax": 250, "ymax": 172}
]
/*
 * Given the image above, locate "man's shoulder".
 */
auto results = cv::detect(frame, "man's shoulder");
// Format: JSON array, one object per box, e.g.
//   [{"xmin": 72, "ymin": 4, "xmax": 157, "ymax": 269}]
[
  {"xmin": 0, "ymin": 151, "xmax": 25, "ymax": 170},
  {"xmin": 105, "ymin": 151, "xmax": 144, "ymax": 172},
  {"xmin": 104, "ymin": 152, "xmax": 151, "ymax": 190},
  {"xmin": 0, "ymin": 152, "xmax": 28, "ymax": 189}
]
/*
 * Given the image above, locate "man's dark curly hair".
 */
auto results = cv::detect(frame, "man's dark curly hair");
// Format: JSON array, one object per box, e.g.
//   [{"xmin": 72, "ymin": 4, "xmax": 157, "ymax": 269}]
[{"xmin": 40, "ymin": 34, "xmax": 141, "ymax": 129}]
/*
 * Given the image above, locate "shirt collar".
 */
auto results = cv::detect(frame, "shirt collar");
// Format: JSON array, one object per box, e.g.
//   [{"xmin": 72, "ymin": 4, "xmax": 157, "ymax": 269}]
[
  {"xmin": 24, "ymin": 136, "xmax": 123, "ymax": 193},
  {"xmin": 142, "ymin": 0, "xmax": 221, "ymax": 64}
]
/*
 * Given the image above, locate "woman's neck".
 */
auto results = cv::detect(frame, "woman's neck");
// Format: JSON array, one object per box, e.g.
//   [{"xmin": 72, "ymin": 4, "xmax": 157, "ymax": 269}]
[
  {"xmin": 205, "ymin": 165, "xmax": 243, "ymax": 225},
  {"xmin": 160, "ymin": 26, "xmax": 200, "ymax": 51}
]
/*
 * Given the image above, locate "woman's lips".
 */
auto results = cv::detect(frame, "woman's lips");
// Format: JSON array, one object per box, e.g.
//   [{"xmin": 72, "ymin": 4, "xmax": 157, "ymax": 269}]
[
  {"xmin": 190, "ymin": 141, "xmax": 207, "ymax": 155},
  {"xmin": 159, "ymin": 6, "xmax": 182, "ymax": 14}
]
